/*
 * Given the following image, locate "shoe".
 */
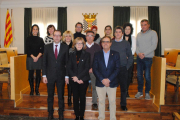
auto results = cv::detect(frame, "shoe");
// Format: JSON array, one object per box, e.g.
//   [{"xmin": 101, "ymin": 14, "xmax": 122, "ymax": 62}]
[
  {"xmin": 80, "ymin": 116, "xmax": 84, "ymax": 120},
  {"xmin": 29, "ymin": 78, "xmax": 34, "ymax": 96},
  {"xmin": 126, "ymin": 92, "xmax": 130, "ymax": 98},
  {"xmin": 68, "ymin": 84, "xmax": 72, "ymax": 106},
  {"xmin": 92, "ymin": 103, "xmax": 98, "ymax": 110},
  {"xmin": 145, "ymin": 93, "xmax": 151, "ymax": 100},
  {"xmin": 75, "ymin": 116, "xmax": 79, "ymax": 120},
  {"xmin": 59, "ymin": 116, "xmax": 64, "ymax": 120},
  {"xmin": 35, "ymin": 78, "xmax": 41, "ymax": 96},
  {"xmin": 135, "ymin": 92, "xmax": 143, "ymax": 98},
  {"xmin": 121, "ymin": 106, "xmax": 128, "ymax": 111},
  {"xmin": 48, "ymin": 115, "xmax": 54, "ymax": 120}
]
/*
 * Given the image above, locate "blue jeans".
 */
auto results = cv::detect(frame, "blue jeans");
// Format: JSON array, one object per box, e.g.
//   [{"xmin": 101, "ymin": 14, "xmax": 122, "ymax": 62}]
[{"xmin": 137, "ymin": 56, "xmax": 152, "ymax": 93}]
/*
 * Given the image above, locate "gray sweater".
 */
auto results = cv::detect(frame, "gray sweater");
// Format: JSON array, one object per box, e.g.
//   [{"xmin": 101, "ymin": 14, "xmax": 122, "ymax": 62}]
[
  {"xmin": 136, "ymin": 29, "xmax": 158, "ymax": 58},
  {"xmin": 111, "ymin": 40, "xmax": 133, "ymax": 69}
]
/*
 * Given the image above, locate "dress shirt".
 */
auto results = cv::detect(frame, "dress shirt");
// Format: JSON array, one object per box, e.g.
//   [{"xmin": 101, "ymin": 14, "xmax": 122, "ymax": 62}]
[
  {"xmin": 86, "ymin": 42, "xmax": 94, "ymax": 48},
  {"xmin": 103, "ymin": 50, "xmax": 110, "ymax": 67}
]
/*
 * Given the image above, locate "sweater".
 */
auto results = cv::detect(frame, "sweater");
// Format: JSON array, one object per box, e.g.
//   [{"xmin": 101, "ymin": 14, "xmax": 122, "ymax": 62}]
[
  {"xmin": 136, "ymin": 29, "xmax": 158, "ymax": 58},
  {"xmin": 85, "ymin": 43, "xmax": 101, "ymax": 68},
  {"xmin": 111, "ymin": 40, "xmax": 133, "ymax": 69},
  {"xmin": 74, "ymin": 32, "xmax": 86, "ymax": 42}
]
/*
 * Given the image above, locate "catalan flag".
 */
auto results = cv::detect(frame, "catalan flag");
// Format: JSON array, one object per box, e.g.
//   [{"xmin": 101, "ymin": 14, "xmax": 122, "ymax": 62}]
[{"xmin": 4, "ymin": 9, "xmax": 13, "ymax": 48}]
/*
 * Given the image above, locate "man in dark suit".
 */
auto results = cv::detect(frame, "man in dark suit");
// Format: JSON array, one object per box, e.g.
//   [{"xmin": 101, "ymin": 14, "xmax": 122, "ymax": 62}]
[
  {"xmin": 42, "ymin": 30, "xmax": 69, "ymax": 120},
  {"xmin": 93, "ymin": 36, "xmax": 120, "ymax": 120}
]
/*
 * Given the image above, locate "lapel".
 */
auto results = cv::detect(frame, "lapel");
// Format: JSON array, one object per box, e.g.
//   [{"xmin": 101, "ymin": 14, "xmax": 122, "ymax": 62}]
[
  {"xmin": 50, "ymin": 43, "xmax": 56, "ymax": 61},
  {"xmin": 57, "ymin": 43, "xmax": 63, "ymax": 60},
  {"xmin": 107, "ymin": 50, "xmax": 113, "ymax": 69},
  {"xmin": 77, "ymin": 50, "xmax": 86, "ymax": 68},
  {"xmin": 100, "ymin": 51, "xmax": 106, "ymax": 68}
]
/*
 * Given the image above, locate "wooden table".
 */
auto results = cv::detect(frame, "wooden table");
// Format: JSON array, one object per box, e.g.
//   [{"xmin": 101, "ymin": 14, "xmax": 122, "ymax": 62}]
[{"xmin": 166, "ymin": 65, "xmax": 180, "ymax": 102}]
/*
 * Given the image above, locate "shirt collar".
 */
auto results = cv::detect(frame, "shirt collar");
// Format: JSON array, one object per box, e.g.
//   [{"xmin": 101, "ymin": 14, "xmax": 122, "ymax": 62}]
[
  {"xmin": 86, "ymin": 42, "xmax": 94, "ymax": 48},
  {"xmin": 115, "ymin": 36, "xmax": 123, "ymax": 42},
  {"xmin": 53, "ymin": 42, "xmax": 60, "ymax": 47},
  {"xmin": 103, "ymin": 49, "xmax": 110, "ymax": 54}
]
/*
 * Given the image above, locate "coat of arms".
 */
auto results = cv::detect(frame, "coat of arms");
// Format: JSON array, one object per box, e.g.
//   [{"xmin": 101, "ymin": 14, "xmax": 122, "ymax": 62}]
[{"xmin": 82, "ymin": 13, "xmax": 98, "ymax": 32}]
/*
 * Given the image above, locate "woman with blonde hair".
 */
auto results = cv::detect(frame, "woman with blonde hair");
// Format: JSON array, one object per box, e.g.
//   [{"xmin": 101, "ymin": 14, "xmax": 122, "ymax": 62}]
[
  {"xmin": 62, "ymin": 30, "xmax": 74, "ymax": 106},
  {"xmin": 68, "ymin": 37, "xmax": 90, "ymax": 120}
]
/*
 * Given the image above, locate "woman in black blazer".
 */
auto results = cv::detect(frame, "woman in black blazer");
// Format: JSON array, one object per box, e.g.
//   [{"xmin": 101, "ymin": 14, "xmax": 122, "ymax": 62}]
[{"xmin": 68, "ymin": 37, "xmax": 90, "ymax": 120}]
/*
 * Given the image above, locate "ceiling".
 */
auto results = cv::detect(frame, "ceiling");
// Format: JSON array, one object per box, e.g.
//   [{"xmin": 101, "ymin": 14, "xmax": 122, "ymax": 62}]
[{"xmin": 0, "ymin": 0, "xmax": 180, "ymax": 8}]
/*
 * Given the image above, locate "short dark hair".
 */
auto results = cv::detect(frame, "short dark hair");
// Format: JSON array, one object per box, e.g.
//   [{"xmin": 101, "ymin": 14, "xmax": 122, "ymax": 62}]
[
  {"xmin": 104, "ymin": 25, "xmax": 112, "ymax": 31},
  {"xmin": 101, "ymin": 36, "xmax": 112, "ymax": 43},
  {"xmin": 53, "ymin": 30, "xmax": 61, "ymax": 35},
  {"xmin": 75, "ymin": 22, "xmax": 83, "ymax": 28},
  {"xmin": 30, "ymin": 24, "xmax": 40, "ymax": 36},
  {"xmin": 123, "ymin": 22, "xmax": 134, "ymax": 35},
  {"xmin": 141, "ymin": 19, "xmax": 150, "ymax": 24},
  {"xmin": 47, "ymin": 24, "xmax": 56, "ymax": 36},
  {"xmin": 86, "ymin": 30, "xmax": 94, "ymax": 35},
  {"xmin": 114, "ymin": 26, "xmax": 124, "ymax": 33}
]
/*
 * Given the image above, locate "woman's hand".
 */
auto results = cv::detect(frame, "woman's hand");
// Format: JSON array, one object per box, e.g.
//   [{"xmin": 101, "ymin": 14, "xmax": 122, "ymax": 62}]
[{"xmin": 77, "ymin": 80, "xmax": 84, "ymax": 84}]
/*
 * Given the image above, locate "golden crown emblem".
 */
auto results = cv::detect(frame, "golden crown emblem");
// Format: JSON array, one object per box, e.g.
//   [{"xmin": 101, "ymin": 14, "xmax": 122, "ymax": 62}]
[{"xmin": 82, "ymin": 13, "xmax": 98, "ymax": 19}]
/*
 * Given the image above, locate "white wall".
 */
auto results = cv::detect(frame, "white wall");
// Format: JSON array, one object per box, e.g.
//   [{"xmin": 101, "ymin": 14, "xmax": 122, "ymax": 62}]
[
  {"xmin": 1, "ymin": 8, "xmax": 24, "ymax": 53},
  {"xmin": 67, "ymin": 6, "xmax": 113, "ymax": 37},
  {"xmin": 160, "ymin": 6, "xmax": 180, "ymax": 54},
  {"xmin": 1, "ymin": 6, "xmax": 180, "ymax": 54}
]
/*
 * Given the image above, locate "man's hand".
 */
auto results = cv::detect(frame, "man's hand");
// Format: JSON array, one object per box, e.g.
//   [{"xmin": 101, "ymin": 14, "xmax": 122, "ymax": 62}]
[
  {"xmin": 138, "ymin": 53, "xmax": 145, "ymax": 59},
  {"xmin": 43, "ymin": 77, "xmax": 48, "ymax": 84},
  {"xmin": 102, "ymin": 78, "xmax": 110, "ymax": 87},
  {"xmin": 65, "ymin": 78, "xmax": 69, "ymax": 85},
  {"xmin": 72, "ymin": 76, "xmax": 78, "ymax": 82},
  {"xmin": 78, "ymin": 80, "xmax": 84, "ymax": 84},
  {"xmin": 89, "ymin": 68, "xmax": 93, "ymax": 73}
]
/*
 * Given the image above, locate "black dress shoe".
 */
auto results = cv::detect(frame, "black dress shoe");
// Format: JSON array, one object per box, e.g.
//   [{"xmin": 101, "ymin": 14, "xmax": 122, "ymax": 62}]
[
  {"xmin": 59, "ymin": 116, "xmax": 64, "ymax": 120},
  {"xmin": 80, "ymin": 116, "xmax": 84, "ymax": 120},
  {"xmin": 48, "ymin": 115, "xmax": 54, "ymax": 120},
  {"xmin": 75, "ymin": 116, "xmax": 79, "ymax": 120},
  {"xmin": 121, "ymin": 106, "xmax": 128, "ymax": 111},
  {"xmin": 68, "ymin": 98, "xmax": 72, "ymax": 106},
  {"xmin": 92, "ymin": 104, "xmax": 98, "ymax": 110},
  {"xmin": 126, "ymin": 92, "xmax": 130, "ymax": 98}
]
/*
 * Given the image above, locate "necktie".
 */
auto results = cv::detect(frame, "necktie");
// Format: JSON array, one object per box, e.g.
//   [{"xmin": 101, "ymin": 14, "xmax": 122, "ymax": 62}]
[{"xmin": 55, "ymin": 45, "xmax": 58, "ymax": 59}]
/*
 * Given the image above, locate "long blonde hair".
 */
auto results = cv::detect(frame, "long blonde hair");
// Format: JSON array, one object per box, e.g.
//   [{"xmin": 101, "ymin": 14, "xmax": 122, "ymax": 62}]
[{"xmin": 62, "ymin": 30, "xmax": 74, "ymax": 43}]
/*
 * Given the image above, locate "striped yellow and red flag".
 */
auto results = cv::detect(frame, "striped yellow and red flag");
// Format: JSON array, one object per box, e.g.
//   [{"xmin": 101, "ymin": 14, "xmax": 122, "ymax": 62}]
[{"xmin": 4, "ymin": 9, "xmax": 13, "ymax": 48}]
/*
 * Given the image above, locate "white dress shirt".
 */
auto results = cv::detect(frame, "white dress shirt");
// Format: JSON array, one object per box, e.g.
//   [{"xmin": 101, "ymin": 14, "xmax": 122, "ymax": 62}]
[{"xmin": 86, "ymin": 42, "xmax": 94, "ymax": 48}]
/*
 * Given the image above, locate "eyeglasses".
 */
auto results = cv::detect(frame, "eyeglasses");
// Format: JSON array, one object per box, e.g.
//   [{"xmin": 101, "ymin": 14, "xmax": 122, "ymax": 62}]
[
  {"xmin": 76, "ymin": 43, "xmax": 83, "ymax": 45},
  {"xmin": 54, "ymin": 35, "xmax": 61, "ymax": 37},
  {"xmin": 86, "ymin": 35, "xmax": 94, "ymax": 37},
  {"xmin": 102, "ymin": 41, "xmax": 111, "ymax": 43}
]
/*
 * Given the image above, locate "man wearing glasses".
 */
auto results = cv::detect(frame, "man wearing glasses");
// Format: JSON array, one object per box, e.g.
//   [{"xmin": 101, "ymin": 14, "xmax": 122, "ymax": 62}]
[
  {"xmin": 74, "ymin": 22, "xmax": 86, "ymax": 42},
  {"xmin": 85, "ymin": 31, "xmax": 101, "ymax": 110},
  {"xmin": 42, "ymin": 30, "xmax": 69, "ymax": 120},
  {"xmin": 111, "ymin": 26, "xmax": 133, "ymax": 111},
  {"xmin": 93, "ymin": 36, "xmax": 120, "ymax": 120}
]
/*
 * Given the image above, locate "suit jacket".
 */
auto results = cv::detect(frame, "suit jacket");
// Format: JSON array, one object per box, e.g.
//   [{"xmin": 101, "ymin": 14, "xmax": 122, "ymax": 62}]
[
  {"xmin": 42, "ymin": 43, "xmax": 69, "ymax": 83},
  {"xmin": 68, "ymin": 49, "xmax": 90, "ymax": 82},
  {"xmin": 93, "ymin": 50, "xmax": 120, "ymax": 88}
]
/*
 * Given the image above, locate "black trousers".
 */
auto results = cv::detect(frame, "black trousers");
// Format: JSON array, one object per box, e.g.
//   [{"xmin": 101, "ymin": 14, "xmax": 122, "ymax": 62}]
[
  {"xmin": 28, "ymin": 70, "xmax": 41, "ymax": 79},
  {"xmin": 47, "ymin": 80, "xmax": 65, "ymax": 116},
  {"xmin": 71, "ymin": 80, "xmax": 89, "ymax": 117},
  {"xmin": 127, "ymin": 62, "xmax": 134, "ymax": 92},
  {"xmin": 118, "ymin": 66, "xmax": 128, "ymax": 106}
]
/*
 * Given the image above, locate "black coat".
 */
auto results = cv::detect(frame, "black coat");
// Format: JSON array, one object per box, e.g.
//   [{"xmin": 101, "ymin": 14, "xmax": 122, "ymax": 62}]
[
  {"xmin": 68, "ymin": 49, "xmax": 90, "ymax": 82},
  {"xmin": 42, "ymin": 43, "xmax": 69, "ymax": 83}
]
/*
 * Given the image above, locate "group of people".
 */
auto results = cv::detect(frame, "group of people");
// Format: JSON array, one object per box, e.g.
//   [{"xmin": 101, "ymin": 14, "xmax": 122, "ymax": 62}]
[{"xmin": 25, "ymin": 19, "xmax": 158, "ymax": 120}]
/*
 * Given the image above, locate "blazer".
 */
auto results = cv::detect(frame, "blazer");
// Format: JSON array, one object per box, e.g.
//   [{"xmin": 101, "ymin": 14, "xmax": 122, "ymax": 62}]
[
  {"xmin": 68, "ymin": 49, "xmax": 90, "ymax": 82},
  {"xmin": 93, "ymin": 50, "xmax": 120, "ymax": 88},
  {"xmin": 42, "ymin": 43, "xmax": 69, "ymax": 83}
]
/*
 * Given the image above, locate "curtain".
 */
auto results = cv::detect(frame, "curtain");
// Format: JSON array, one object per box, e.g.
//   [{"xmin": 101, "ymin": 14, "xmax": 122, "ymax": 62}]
[
  {"xmin": 130, "ymin": 7, "xmax": 148, "ymax": 37},
  {"xmin": 113, "ymin": 6, "xmax": 130, "ymax": 29},
  {"xmin": 148, "ymin": 6, "xmax": 161, "ymax": 56},
  {"xmin": 32, "ymin": 8, "xmax": 58, "ymax": 38},
  {"xmin": 24, "ymin": 8, "xmax": 32, "ymax": 54},
  {"xmin": 57, "ymin": 7, "xmax": 67, "ymax": 34}
]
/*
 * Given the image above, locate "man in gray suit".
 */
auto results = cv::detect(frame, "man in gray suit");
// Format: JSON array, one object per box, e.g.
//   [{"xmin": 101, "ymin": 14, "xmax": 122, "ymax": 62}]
[{"xmin": 42, "ymin": 30, "xmax": 69, "ymax": 120}]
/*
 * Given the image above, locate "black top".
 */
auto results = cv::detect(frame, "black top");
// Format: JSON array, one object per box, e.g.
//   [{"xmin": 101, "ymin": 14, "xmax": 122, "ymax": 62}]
[
  {"xmin": 76, "ymin": 49, "xmax": 82, "ymax": 66},
  {"xmin": 94, "ymin": 34, "xmax": 100, "ymax": 41},
  {"xmin": 26, "ymin": 36, "xmax": 45, "ymax": 57},
  {"xmin": 74, "ymin": 32, "xmax": 86, "ymax": 42},
  {"xmin": 62, "ymin": 41, "xmax": 73, "ymax": 49}
]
